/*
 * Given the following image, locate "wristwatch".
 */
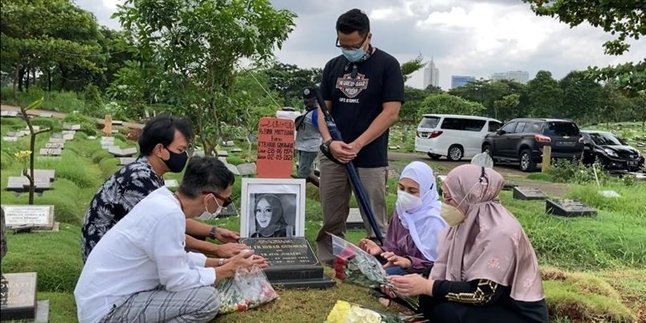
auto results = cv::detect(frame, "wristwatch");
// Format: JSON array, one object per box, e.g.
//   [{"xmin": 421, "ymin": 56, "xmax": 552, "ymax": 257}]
[
  {"xmin": 208, "ymin": 226, "xmax": 217, "ymax": 240},
  {"xmin": 321, "ymin": 139, "xmax": 333, "ymax": 152}
]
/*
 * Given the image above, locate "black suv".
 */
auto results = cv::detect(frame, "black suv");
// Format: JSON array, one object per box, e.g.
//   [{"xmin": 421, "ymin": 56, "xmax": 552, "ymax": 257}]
[{"xmin": 482, "ymin": 118, "xmax": 584, "ymax": 172}]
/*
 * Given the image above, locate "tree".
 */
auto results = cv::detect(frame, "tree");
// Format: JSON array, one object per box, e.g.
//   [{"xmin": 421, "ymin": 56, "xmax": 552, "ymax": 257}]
[
  {"xmin": 264, "ymin": 62, "xmax": 321, "ymax": 107},
  {"xmin": 449, "ymin": 79, "xmax": 526, "ymax": 119},
  {"xmin": 525, "ymin": 71, "xmax": 563, "ymax": 118},
  {"xmin": 559, "ymin": 71, "xmax": 603, "ymax": 123},
  {"xmin": 418, "ymin": 94, "xmax": 485, "ymax": 118},
  {"xmin": 401, "ymin": 55, "xmax": 425, "ymax": 82},
  {"xmin": 523, "ymin": 0, "xmax": 645, "ymax": 94},
  {"xmin": 0, "ymin": 0, "xmax": 103, "ymax": 92},
  {"xmin": 114, "ymin": 0, "xmax": 296, "ymax": 155}
]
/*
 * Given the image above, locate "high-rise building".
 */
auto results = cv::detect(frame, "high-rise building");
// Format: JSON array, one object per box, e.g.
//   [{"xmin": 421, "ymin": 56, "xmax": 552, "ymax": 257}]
[
  {"xmin": 423, "ymin": 58, "xmax": 440, "ymax": 89},
  {"xmin": 451, "ymin": 75, "xmax": 475, "ymax": 89},
  {"xmin": 491, "ymin": 71, "xmax": 529, "ymax": 84}
]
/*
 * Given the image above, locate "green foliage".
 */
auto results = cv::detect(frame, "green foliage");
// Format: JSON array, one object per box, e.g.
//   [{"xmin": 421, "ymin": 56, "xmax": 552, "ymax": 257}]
[
  {"xmin": 559, "ymin": 71, "xmax": 604, "ymax": 124},
  {"xmin": 526, "ymin": 70, "xmax": 563, "ymax": 118},
  {"xmin": 400, "ymin": 55, "xmax": 425, "ymax": 82},
  {"xmin": 449, "ymin": 79, "xmax": 526, "ymax": 120},
  {"xmin": 1, "ymin": 87, "xmax": 86, "ymax": 114},
  {"xmin": 264, "ymin": 62, "xmax": 322, "ymax": 107},
  {"xmin": 548, "ymin": 159, "xmax": 610, "ymax": 185},
  {"xmin": 63, "ymin": 111, "xmax": 97, "ymax": 136},
  {"xmin": 418, "ymin": 93, "xmax": 485, "ymax": 118}
]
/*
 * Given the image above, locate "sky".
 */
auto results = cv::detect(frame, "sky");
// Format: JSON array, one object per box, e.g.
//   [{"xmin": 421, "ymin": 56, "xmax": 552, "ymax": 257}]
[{"xmin": 74, "ymin": 0, "xmax": 644, "ymax": 90}]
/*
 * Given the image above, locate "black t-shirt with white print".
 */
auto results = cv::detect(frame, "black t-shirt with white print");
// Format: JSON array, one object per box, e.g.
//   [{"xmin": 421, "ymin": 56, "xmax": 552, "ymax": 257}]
[{"xmin": 320, "ymin": 48, "xmax": 404, "ymax": 168}]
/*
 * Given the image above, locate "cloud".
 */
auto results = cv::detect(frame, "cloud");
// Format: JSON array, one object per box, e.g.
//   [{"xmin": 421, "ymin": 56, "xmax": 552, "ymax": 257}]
[{"xmin": 74, "ymin": 0, "xmax": 646, "ymax": 89}]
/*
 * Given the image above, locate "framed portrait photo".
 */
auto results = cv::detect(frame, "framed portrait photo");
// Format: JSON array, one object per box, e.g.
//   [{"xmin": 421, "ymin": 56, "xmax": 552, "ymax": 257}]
[{"xmin": 240, "ymin": 178, "xmax": 306, "ymax": 238}]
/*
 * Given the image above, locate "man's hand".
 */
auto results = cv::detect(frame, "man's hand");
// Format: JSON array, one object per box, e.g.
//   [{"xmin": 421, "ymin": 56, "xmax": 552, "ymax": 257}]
[
  {"xmin": 251, "ymin": 255, "xmax": 269, "ymax": 268},
  {"xmin": 215, "ymin": 249, "xmax": 255, "ymax": 282},
  {"xmin": 347, "ymin": 140, "xmax": 364, "ymax": 156},
  {"xmin": 388, "ymin": 274, "xmax": 434, "ymax": 297},
  {"xmin": 215, "ymin": 227, "xmax": 240, "ymax": 243},
  {"xmin": 358, "ymin": 238, "xmax": 383, "ymax": 256},
  {"xmin": 381, "ymin": 251, "xmax": 412, "ymax": 269},
  {"xmin": 213, "ymin": 243, "xmax": 247, "ymax": 258},
  {"xmin": 329, "ymin": 141, "xmax": 357, "ymax": 164}
]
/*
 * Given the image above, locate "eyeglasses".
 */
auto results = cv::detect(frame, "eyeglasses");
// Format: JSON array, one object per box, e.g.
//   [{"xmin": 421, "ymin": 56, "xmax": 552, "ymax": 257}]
[
  {"xmin": 335, "ymin": 34, "xmax": 368, "ymax": 50},
  {"xmin": 202, "ymin": 191, "xmax": 232, "ymax": 207}
]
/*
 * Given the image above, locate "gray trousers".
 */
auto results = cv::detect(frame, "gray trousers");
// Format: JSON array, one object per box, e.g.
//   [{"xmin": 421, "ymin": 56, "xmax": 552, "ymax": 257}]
[
  {"xmin": 297, "ymin": 150, "xmax": 319, "ymax": 178},
  {"xmin": 316, "ymin": 157, "xmax": 388, "ymax": 264},
  {"xmin": 101, "ymin": 285, "xmax": 219, "ymax": 323}
]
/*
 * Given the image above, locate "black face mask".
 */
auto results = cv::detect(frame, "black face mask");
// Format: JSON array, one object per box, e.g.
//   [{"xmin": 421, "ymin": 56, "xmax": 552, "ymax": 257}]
[{"xmin": 163, "ymin": 147, "xmax": 188, "ymax": 173}]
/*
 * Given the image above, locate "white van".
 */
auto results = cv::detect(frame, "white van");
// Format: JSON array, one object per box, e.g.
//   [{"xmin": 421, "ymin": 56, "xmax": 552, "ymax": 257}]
[{"xmin": 415, "ymin": 114, "xmax": 502, "ymax": 161}]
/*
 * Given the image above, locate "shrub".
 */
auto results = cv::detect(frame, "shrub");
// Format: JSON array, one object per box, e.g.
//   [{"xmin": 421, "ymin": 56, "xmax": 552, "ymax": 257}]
[
  {"xmin": 548, "ymin": 159, "xmax": 610, "ymax": 185},
  {"xmin": 54, "ymin": 155, "xmax": 101, "ymax": 189},
  {"xmin": 98, "ymin": 158, "xmax": 119, "ymax": 178},
  {"xmin": 63, "ymin": 111, "xmax": 97, "ymax": 136}
]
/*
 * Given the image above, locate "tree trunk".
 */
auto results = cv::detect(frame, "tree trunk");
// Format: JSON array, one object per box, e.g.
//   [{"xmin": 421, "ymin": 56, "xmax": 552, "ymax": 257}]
[
  {"xmin": 47, "ymin": 67, "xmax": 52, "ymax": 92},
  {"xmin": 25, "ymin": 65, "xmax": 30, "ymax": 92},
  {"xmin": 17, "ymin": 67, "xmax": 25, "ymax": 92},
  {"xmin": 59, "ymin": 64, "xmax": 67, "ymax": 91}
]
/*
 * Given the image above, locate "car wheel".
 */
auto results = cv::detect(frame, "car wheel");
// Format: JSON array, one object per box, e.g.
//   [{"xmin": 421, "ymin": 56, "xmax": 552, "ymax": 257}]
[
  {"xmin": 519, "ymin": 149, "xmax": 536, "ymax": 172},
  {"xmin": 427, "ymin": 152, "xmax": 441, "ymax": 160},
  {"xmin": 447, "ymin": 145, "xmax": 463, "ymax": 161}
]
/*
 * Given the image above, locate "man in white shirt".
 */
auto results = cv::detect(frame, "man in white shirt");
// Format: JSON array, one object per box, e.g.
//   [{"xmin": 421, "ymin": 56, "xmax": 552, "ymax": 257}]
[{"xmin": 75, "ymin": 156, "xmax": 265, "ymax": 323}]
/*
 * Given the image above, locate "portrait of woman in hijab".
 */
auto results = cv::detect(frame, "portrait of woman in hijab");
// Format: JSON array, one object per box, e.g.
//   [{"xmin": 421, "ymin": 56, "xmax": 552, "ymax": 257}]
[{"xmin": 250, "ymin": 194, "xmax": 293, "ymax": 238}]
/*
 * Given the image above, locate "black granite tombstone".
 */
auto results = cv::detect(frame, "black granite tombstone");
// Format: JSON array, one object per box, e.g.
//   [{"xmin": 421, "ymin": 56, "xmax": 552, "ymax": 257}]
[
  {"xmin": 241, "ymin": 237, "xmax": 335, "ymax": 289},
  {"xmin": 513, "ymin": 187, "xmax": 546, "ymax": 200},
  {"xmin": 546, "ymin": 199, "xmax": 597, "ymax": 217}
]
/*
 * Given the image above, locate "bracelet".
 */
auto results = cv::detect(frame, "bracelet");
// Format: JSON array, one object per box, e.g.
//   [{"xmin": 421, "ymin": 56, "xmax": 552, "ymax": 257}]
[
  {"xmin": 218, "ymin": 258, "xmax": 225, "ymax": 266},
  {"xmin": 208, "ymin": 226, "xmax": 217, "ymax": 240}
]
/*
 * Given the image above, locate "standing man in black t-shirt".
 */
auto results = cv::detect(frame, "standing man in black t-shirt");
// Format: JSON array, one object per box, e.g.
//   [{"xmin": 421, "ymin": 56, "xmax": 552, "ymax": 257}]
[{"xmin": 316, "ymin": 9, "xmax": 405, "ymax": 264}]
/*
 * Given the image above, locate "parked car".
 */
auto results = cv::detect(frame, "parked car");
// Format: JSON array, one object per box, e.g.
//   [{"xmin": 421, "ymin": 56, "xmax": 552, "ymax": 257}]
[
  {"xmin": 581, "ymin": 130, "xmax": 644, "ymax": 172},
  {"xmin": 482, "ymin": 118, "xmax": 584, "ymax": 172},
  {"xmin": 415, "ymin": 114, "xmax": 502, "ymax": 161}
]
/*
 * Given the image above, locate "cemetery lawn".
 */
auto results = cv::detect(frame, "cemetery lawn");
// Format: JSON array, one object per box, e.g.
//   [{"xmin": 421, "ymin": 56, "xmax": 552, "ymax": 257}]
[{"xmin": 2, "ymin": 116, "xmax": 645, "ymax": 322}]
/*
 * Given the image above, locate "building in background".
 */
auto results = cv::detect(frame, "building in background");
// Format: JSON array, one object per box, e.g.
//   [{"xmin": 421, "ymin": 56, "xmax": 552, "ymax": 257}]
[
  {"xmin": 491, "ymin": 71, "xmax": 529, "ymax": 84},
  {"xmin": 451, "ymin": 75, "xmax": 475, "ymax": 89},
  {"xmin": 423, "ymin": 58, "xmax": 440, "ymax": 89}
]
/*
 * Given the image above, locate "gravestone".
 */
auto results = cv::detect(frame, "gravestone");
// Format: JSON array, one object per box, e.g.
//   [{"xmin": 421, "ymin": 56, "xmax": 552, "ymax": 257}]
[
  {"xmin": 346, "ymin": 208, "xmax": 364, "ymax": 230},
  {"xmin": 231, "ymin": 147, "xmax": 243, "ymax": 153},
  {"xmin": 218, "ymin": 203, "xmax": 238, "ymax": 218},
  {"xmin": 223, "ymin": 140, "xmax": 235, "ymax": 147},
  {"xmin": 108, "ymin": 147, "xmax": 137, "ymax": 157},
  {"xmin": 502, "ymin": 181, "xmax": 518, "ymax": 191},
  {"xmin": 256, "ymin": 117, "xmax": 294, "ymax": 178},
  {"xmin": 119, "ymin": 157, "xmax": 136, "ymax": 166},
  {"xmin": 1, "ymin": 110, "xmax": 19, "ymax": 117},
  {"xmin": 62, "ymin": 131, "xmax": 75, "ymax": 140},
  {"xmin": 164, "ymin": 179, "xmax": 178, "ymax": 189},
  {"xmin": 546, "ymin": 199, "xmax": 597, "ymax": 217},
  {"xmin": 39, "ymin": 112, "xmax": 53, "ymax": 118},
  {"xmin": 6, "ymin": 177, "xmax": 52, "ymax": 192},
  {"xmin": 0, "ymin": 272, "xmax": 37, "ymax": 320},
  {"xmin": 24, "ymin": 126, "xmax": 40, "ymax": 132},
  {"xmin": 63, "ymin": 123, "xmax": 81, "ymax": 131},
  {"xmin": 87, "ymin": 136, "xmax": 96, "ymax": 140},
  {"xmin": 2, "ymin": 136, "xmax": 18, "ymax": 142},
  {"xmin": 225, "ymin": 163, "xmax": 240, "ymax": 176},
  {"xmin": 39, "ymin": 148, "xmax": 62, "ymax": 156},
  {"xmin": 193, "ymin": 149, "xmax": 205, "ymax": 157},
  {"xmin": 1, "ymin": 205, "xmax": 55, "ymax": 230},
  {"xmin": 48, "ymin": 138, "xmax": 64, "ymax": 144},
  {"xmin": 512, "ymin": 187, "xmax": 546, "ymax": 200},
  {"xmin": 22, "ymin": 169, "xmax": 55, "ymax": 183},
  {"xmin": 44, "ymin": 142, "xmax": 63, "ymax": 149},
  {"xmin": 216, "ymin": 150, "xmax": 229, "ymax": 157},
  {"xmin": 112, "ymin": 120, "xmax": 124, "ymax": 126},
  {"xmin": 237, "ymin": 163, "xmax": 256, "ymax": 176},
  {"xmin": 100, "ymin": 137, "xmax": 115, "ymax": 144},
  {"xmin": 241, "ymin": 238, "xmax": 335, "ymax": 289}
]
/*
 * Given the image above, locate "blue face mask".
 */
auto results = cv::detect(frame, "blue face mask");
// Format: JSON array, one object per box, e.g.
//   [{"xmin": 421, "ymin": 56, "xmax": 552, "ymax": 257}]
[{"xmin": 341, "ymin": 47, "xmax": 367, "ymax": 62}]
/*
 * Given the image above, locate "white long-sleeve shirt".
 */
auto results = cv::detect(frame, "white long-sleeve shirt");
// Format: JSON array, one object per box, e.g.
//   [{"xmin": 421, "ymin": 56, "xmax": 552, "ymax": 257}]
[{"xmin": 74, "ymin": 187, "xmax": 216, "ymax": 323}]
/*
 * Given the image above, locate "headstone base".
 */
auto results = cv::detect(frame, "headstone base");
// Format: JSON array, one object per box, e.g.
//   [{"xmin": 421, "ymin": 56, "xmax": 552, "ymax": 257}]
[{"xmin": 546, "ymin": 200, "xmax": 597, "ymax": 217}]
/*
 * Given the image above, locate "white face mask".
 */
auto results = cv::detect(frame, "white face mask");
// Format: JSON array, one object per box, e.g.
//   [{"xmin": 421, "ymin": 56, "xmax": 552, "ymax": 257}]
[
  {"xmin": 197, "ymin": 197, "xmax": 223, "ymax": 220},
  {"xmin": 396, "ymin": 190, "xmax": 422, "ymax": 212}
]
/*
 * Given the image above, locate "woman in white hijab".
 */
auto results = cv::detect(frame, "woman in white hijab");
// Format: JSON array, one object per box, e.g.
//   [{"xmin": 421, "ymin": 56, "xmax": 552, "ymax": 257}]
[{"xmin": 359, "ymin": 161, "xmax": 447, "ymax": 276}]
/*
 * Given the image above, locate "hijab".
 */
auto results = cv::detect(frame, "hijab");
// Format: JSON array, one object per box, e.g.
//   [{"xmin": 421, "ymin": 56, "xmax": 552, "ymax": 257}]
[
  {"xmin": 396, "ymin": 161, "xmax": 446, "ymax": 262},
  {"xmin": 253, "ymin": 194, "xmax": 288, "ymax": 237},
  {"xmin": 430, "ymin": 164, "xmax": 544, "ymax": 302}
]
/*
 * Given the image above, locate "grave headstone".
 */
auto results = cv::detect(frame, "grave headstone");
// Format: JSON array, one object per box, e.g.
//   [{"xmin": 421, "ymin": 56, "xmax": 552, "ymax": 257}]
[
  {"xmin": 100, "ymin": 137, "xmax": 115, "ymax": 144},
  {"xmin": 6, "ymin": 177, "xmax": 52, "ymax": 192},
  {"xmin": 256, "ymin": 117, "xmax": 294, "ymax": 178},
  {"xmin": 6, "ymin": 132, "xmax": 19, "ymax": 138},
  {"xmin": 44, "ymin": 143, "xmax": 63, "ymax": 149},
  {"xmin": 216, "ymin": 150, "xmax": 229, "ymax": 157},
  {"xmin": 103, "ymin": 115, "xmax": 113, "ymax": 136},
  {"xmin": 39, "ymin": 112, "xmax": 53, "ymax": 118},
  {"xmin": 546, "ymin": 199, "xmax": 597, "ymax": 217},
  {"xmin": 0, "ymin": 272, "xmax": 37, "ymax": 320},
  {"xmin": 112, "ymin": 120, "xmax": 124, "ymax": 126},
  {"xmin": 22, "ymin": 169, "xmax": 55, "ymax": 183},
  {"xmin": 230, "ymin": 147, "xmax": 243, "ymax": 153},
  {"xmin": 48, "ymin": 138, "xmax": 64, "ymax": 144},
  {"xmin": 39, "ymin": 148, "xmax": 62, "ymax": 156},
  {"xmin": 241, "ymin": 238, "xmax": 335, "ymax": 289},
  {"xmin": 87, "ymin": 136, "xmax": 96, "ymax": 140},
  {"xmin": 346, "ymin": 208, "xmax": 364, "ymax": 230},
  {"xmin": 24, "ymin": 126, "xmax": 40, "ymax": 132},
  {"xmin": 2, "ymin": 136, "xmax": 18, "ymax": 142},
  {"xmin": 108, "ymin": 147, "xmax": 137, "ymax": 157},
  {"xmin": 225, "ymin": 163, "xmax": 240, "ymax": 176},
  {"xmin": 119, "ymin": 157, "xmax": 136, "ymax": 166},
  {"xmin": 63, "ymin": 123, "xmax": 81, "ymax": 131},
  {"xmin": 0, "ymin": 205, "xmax": 55, "ymax": 231},
  {"xmin": 236, "ymin": 163, "xmax": 257, "ymax": 176},
  {"xmin": 512, "ymin": 187, "xmax": 546, "ymax": 200},
  {"xmin": 1, "ymin": 110, "xmax": 19, "ymax": 117},
  {"xmin": 193, "ymin": 149, "xmax": 205, "ymax": 157},
  {"xmin": 164, "ymin": 179, "xmax": 179, "ymax": 189},
  {"xmin": 218, "ymin": 157, "xmax": 228, "ymax": 163},
  {"xmin": 598, "ymin": 190, "xmax": 621, "ymax": 198},
  {"xmin": 218, "ymin": 203, "xmax": 238, "ymax": 218},
  {"xmin": 223, "ymin": 140, "xmax": 235, "ymax": 147},
  {"xmin": 502, "ymin": 181, "xmax": 518, "ymax": 191}
]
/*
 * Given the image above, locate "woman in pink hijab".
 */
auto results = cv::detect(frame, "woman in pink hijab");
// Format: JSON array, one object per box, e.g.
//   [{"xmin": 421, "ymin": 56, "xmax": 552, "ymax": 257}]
[{"xmin": 389, "ymin": 164, "xmax": 548, "ymax": 323}]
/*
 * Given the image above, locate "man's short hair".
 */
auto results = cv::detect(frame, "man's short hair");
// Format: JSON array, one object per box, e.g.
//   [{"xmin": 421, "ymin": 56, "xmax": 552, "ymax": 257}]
[
  {"xmin": 138, "ymin": 115, "xmax": 193, "ymax": 156},
  {"xmin": 336, "ymin": 9, "xmax": 370, "ymax": 36},
  {"xmin": 178, "ymin": 156, "xmax": 235, "ymax": 198}
]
